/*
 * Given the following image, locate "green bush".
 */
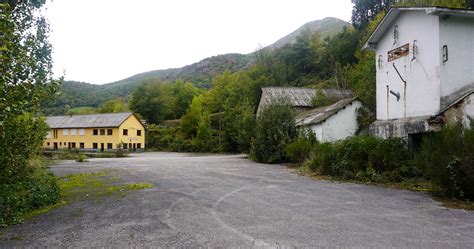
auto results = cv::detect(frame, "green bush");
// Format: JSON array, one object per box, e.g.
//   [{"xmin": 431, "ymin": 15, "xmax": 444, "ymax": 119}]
[
  {"xmin": 250, "ymin": 103, "xmax": 297, "ymax": 163},
  {"xmin": 308, "ymin": 136, "xmax": 412, "ymax": 182},
  {"xmin": 415, "ymin": 125, "xmax": 474, "ymax": 199},
  {"xmin": 285, "ymin": 139, "xmax": 312, "ymax": 163}
]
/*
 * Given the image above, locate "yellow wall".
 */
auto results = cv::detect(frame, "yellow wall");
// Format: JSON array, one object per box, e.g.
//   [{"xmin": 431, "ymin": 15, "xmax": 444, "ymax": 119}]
[{"xmin": 42, "ymin": 114, "xmax": 145, "ymax": 151}]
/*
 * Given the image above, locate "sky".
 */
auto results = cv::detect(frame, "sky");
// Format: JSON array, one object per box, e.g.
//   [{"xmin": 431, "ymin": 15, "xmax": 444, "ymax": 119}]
[{"xmin": 45, "ymin": 0, "xmax": 353, "ymax": 84}]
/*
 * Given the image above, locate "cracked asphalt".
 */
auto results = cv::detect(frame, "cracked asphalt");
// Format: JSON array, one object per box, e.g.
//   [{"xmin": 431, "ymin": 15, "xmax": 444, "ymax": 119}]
[{"xmin": 1, "ymin": 152, "xmax": 474, "ymax": 248}]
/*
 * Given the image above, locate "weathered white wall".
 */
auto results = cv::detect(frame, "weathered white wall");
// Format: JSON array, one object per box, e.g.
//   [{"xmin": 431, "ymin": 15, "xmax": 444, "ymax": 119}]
[
  {"xmin": 375, "ymin": 11, "xmax": 441, "ymax": 120},
  {"xmin": 308, "ymin": 101, "xmax": 362, "ymax": 142},
  {"xmin": 439, "ymin": 16, "xmax": 474, "ymax": 103},
  {"xmin": 463, "ymin": 94, "xmax": 474, "ymax": 128}
]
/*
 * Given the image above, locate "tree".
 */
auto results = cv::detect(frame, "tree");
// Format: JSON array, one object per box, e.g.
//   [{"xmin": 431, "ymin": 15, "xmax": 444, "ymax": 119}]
[
  {"xmin": 250, "ymin": 103, "xmax": 297, "ymax": 163},
  {"xmin": 351, "ymin": 0, "xmax": 392, "ymax": 30},
  {"xmin": 129, "ymin": 79, "xmax": 201, "ymax": 124},
  {"xmin": 99, "ymin": 98, "xmax": 128, "ymax": 113},
  {"xmin": 0, "ymin": 0, "xmax": 61, "ymax": 225}
]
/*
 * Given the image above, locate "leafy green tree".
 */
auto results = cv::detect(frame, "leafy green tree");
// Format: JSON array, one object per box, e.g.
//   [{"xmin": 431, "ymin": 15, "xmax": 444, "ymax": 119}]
[
  {"xmin": 180, "ymin": 95, "xmax": 205, "ymax": 139},
  {"xmin": 250, "ymin": 103, "xmax": 297, "ymax": 163},
  {"xmin": 0, "ymin": 0, "xmax": 61, "ymax": 225},
  {"xmin": 99, "ymin": 98, "xmax": 128, "ymax": 113},
  {"xmin": 129, "ymin": 79, "xmax": 201, "ymax": 124},
  {"xmin": 351, "ymin": 0, "xmax": 392, "ymax": 30}
]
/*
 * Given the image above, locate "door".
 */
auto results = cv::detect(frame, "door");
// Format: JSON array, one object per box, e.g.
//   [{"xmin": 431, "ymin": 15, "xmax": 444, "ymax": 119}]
[
  {"xmin": 133, "ymin": 143, "xmax": 136, "ymax": 151},
  {"xmin": 53, "ymin": 142, "xmax": 58, "ymax": 150},
  {"xmin": 100, "ymin": 143, "xmax": 104, "ymax": 152}
]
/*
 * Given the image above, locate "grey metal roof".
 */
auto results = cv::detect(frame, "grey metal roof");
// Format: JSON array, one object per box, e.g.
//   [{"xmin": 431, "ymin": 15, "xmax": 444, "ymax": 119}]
[
  {"xmin": 259, "ymin": 87, "xmax": 354, "ymax": 108},
  {"xmin": 363, "ymin": 7, "xmax": 474, "ymax": 51},
  {"xmin": 46, "ymin": 112, "xmax": 134, "ymax": 128},
  {"xmin": 295, "ymin": 97, "xmax": 359, "ymax": 126}
]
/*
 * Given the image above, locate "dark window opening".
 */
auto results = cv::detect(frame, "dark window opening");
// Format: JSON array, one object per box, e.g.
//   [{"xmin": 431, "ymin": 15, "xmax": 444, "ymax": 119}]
[
  {"xmin": 107, "ymin": 143, "xmax": 113, "ymax": 150},
  {"xmin": 107, "ymin": 129, "xmax": 113, "ymax": 135},
  {"xmin": 47, "ymin": 142, "xmax": 50, "ymax": 146},
  {"xmin": 123, "ymin": 129, "xmax": 128, "ymax": 136},
  {"xmin": 71, "ymin": 142, "xmax": 76, "ymax": 149},
  {"xmin": 93, "ymin": 129, "xmax": 98, "ymax": 135},
  {"xmin": 100, "ymin": 129, "xmax": 105, "ymax": 135},
  {"xmin": 137, "ymin": 143, "xmax": 141, "ymax": 149},
  {"xmin": 93, "ymin": 143, "xmax": 98, "ymax": 149},
  {"xmin": 123, "ymin": 143, "xmax": 128, "ymax": 149},
  {"xmin": 442, "ymin": 45, "xmax": 448, "ymax": 63},
  {"xmin": 80, "ymin": 143, "xmax": 85, "ymax": 149},
  {"xmin": 137, "ymin": 130, "xmax": 142, "ymax": 136}
]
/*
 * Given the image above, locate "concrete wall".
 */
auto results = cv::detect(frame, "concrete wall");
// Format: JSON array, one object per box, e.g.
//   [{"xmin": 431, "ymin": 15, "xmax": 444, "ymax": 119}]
[
  {"xmin": 439, "ymin": 16, "xmax": 474, "ymax": 105},
  {"xmin": 308, "ymin": 101, "xmax": 361, "ymax": 142},
  {"xmin": 375, "ymin": 11, "xmax": 441, "ymax": 120}
]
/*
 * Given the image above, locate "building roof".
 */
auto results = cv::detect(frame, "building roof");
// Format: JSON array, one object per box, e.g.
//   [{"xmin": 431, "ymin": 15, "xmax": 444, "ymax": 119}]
[
  {"xmin": 46, "ymin": 112, "xmax": 136, "ymax": 129},
  {"xmin": 363, "ymin": 7, "xmax": 474, "ymax": 51},
  {"xmin": 259, "ymin": 87, "xmax": 354, "ymax": 108},
  {"xmin": 295, "ymin": 97, "xmax": 359, "ymax": 126}
]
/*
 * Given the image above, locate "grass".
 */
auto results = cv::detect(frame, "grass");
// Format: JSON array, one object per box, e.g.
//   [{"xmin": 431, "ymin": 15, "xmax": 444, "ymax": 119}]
[
  {"xmin": 19, "ymin": 171, "xmax": 154, "ymax": 221},
  {"xmin": 297, "ymin": 164, "xmax": 474, "ymax": 211}
]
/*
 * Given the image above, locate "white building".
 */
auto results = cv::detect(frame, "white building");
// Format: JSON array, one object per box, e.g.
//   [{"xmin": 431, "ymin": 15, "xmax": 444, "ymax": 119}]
[
  {"xmin": 295, "ymin": 98, "xmax": 362, "ymax": 142},
  {"xmin": 363, "ymin": 7, "xmax": 474, "ymax": 139}
]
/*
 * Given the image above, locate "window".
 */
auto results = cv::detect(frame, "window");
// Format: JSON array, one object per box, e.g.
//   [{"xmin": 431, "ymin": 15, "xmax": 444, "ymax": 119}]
[
  {"xmin": 443, "ymin": 45, "xmax": 448, "ymax": 63},
  {"xmin": 47, "ymin": 142, "xmax": 50, "ymax": 146},
  {"xmin": 71, "ymin": 129, "xmax": 77, "ymax": 136},
  {"xmin": 123, "ymin": 129, "xmax": 128, "ymax": 136},
  {"xmin": 100, "ymin": 129, "xmax": 105, "ymax": 135},
  {"xmin": 137, "ymin": 130, "xmax": 142, "ymax": 136},
  {"xmin": 46, "ymin": 131, "xmax": 51, "ymax": 139},
  {"xmin": 63, "ymin": 129, "xmax": 68, "ymax": 136},
  {"xmin": 53, "ymin": 129, "xmax": 58, "ymax": 139},
  {"xmin": 107, "ymin": 143, "xmax": 113, "ymax": 150},
  {"xmin": 59, "ymin": 142, "xmax": 62, "ymax": 146},
  {"xmin": 79, "ymin": 129, "xmax": 85, "ymax": 136},
  {"xmin": 107, "ymin": 129, "xmax": 113, "ymax": 135},
  {"xmin": 93, "ymin": 143, "xmax": 98, "ymax": 149},
  {"xmin": 93, "ymin": 129, "xmax": 98, "ymax": 135},
  {"xmin": 123, "ymin": 143, "xmax": 128, "ymax": 149},
  {"xmin": 71, "ymin": 142, "xmax": 76, "ymax": 149},
  {"xmin": 137, "ymin": 143, "xmax": 141, "ymax": 149},
  {"xmin": 80, "ymin": 143, "xmax": 84, "ymax": 149}
]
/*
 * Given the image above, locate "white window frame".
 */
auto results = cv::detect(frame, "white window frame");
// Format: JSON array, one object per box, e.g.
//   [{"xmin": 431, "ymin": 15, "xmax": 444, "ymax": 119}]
[
  {"xmin": 79, "ymin": 129, "xmax": 85, "ymax": 136},
  {"xmin": 63, "ymin": 129, "xmax": 68, "ymax": 136},
  {"xmin": 71, "ymin": 129, "xmax": 77, "ymax": 136}
]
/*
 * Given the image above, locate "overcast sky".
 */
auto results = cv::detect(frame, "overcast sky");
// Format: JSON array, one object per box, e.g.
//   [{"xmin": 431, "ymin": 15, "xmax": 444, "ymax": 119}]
[{"xmin": 45, "ymin": 0, "xmax": 353, "ymax": 84}]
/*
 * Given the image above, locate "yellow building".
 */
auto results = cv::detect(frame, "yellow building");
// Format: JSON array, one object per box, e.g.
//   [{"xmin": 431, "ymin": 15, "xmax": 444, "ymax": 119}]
[{"xmin": 43, "ymin": 112, "xmax": 145, "ymax": 151}]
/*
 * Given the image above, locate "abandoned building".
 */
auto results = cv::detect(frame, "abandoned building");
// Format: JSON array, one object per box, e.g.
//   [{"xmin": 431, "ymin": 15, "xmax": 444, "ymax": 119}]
[
  {"xmin": 295, "ymin": 97, "xmax": 362, "ymax": 142},
  {"xmin": 43, "ymin": 112, "xmax": 145, "ymax": 151},
  {"xmin": 257, "ymin": 87, "xmax": 359, "ymax": 142},
  {"xmin": 362, "ymin": 7, "xmax": 474, "ymax": 139},
  {"xmin": 257, "ymin": 87, "xmax": 353, "ymax": 115}
]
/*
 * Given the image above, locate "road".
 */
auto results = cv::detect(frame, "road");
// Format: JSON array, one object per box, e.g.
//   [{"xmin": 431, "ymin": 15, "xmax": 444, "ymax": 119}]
[{"xmin": 1, "ymin": 152, "xmax": 474, "ymax": 248}]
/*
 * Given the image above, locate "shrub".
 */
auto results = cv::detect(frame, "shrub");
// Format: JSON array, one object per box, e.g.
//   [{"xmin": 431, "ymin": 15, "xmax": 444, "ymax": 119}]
[
  {"xmin": 76, "ymin": 153, "xmax": 88, "ymax": 162},
  {"xmin": 250, "ymin": 103, "xmax": 297, "ymax": 163},
  {"xmin": 308, "ymin": 136, "xmax": 412, "ymax": 182},
  {"xmin": 285, "ymin": 139, "xmax": 312, "ymax": 163},
  {"xmin": 415, "ymin": 125, "xmax": 474, "ymax": 199}
]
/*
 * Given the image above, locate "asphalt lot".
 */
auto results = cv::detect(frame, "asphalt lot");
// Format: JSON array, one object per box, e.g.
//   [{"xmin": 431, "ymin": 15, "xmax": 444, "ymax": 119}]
[{"xmin": 1, "ymin": 152, "xmax": 474, "ymax": 248}]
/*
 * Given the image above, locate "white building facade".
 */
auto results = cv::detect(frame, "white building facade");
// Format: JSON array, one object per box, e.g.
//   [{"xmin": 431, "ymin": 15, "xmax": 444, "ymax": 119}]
[{"xmin": 363, "ymin": 7, "xmax": 474, "ymax": 139}]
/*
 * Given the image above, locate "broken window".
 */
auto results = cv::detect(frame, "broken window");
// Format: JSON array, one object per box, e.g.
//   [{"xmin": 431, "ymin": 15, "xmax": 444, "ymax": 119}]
[{"xmin": 388, "ymin": 43, "xmax": 409, "ymax": 62}]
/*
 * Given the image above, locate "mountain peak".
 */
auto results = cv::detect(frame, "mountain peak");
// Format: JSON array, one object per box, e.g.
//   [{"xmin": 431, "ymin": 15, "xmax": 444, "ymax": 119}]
[{"xmin": 267, "ymin": 17, "xmax": 351, "ymax": 50}]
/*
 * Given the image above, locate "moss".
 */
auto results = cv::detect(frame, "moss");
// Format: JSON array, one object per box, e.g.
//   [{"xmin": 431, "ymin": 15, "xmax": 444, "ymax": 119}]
[{"xmin": 20, "ymin": 171, "xmax": 153, "ymax": 221}]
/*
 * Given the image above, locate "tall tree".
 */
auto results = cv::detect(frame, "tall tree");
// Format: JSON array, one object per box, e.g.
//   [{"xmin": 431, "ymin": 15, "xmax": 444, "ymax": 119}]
[{"xmin": 351, "ymin": 0, "xmax": 392, "ymax": 30}]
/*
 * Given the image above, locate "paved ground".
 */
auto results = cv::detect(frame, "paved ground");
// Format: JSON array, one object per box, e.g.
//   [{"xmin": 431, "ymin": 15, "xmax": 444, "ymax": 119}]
[{"xmin": 1, "ymin": 152, "xmax": 474, "ymax": 248}]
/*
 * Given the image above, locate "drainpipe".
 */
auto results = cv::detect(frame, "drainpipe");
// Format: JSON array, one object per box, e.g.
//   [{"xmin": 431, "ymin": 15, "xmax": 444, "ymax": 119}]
[
  {"xmin": 392, "ymin": 63, "xmax": 407, "ymax": 118},
  {"xmin": 386, "ymin": 85, "xmax": 390, "ymax": 119}
]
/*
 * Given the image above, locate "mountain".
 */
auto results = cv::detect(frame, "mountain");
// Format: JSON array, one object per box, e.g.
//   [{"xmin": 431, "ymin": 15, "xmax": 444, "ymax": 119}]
[
  {"xmin": 44, "ymin": 17, "xmax": 351, "ymax": 115},
  {"xmin": 268, "ymin": 17, "xmax": 351, "ymax": 49}
]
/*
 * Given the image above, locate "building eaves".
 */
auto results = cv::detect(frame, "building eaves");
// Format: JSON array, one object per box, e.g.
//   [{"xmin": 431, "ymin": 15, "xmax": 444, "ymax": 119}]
[
  {"xmin": 362, "ymin": 7, "xmax": 474, "ymax": 51},
  {"xmin": 295, "ymin": 97, "xmax": 358, "ymax": 126}
]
